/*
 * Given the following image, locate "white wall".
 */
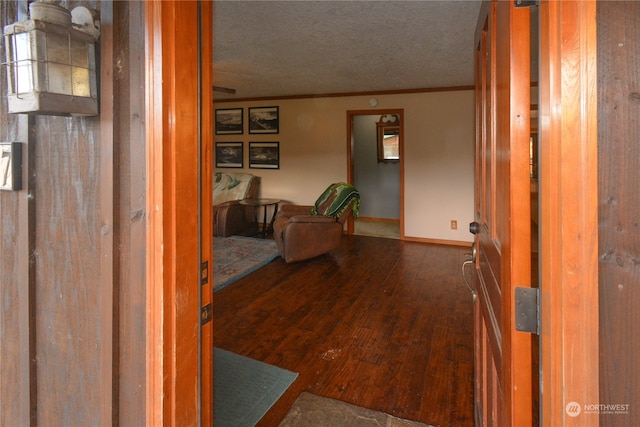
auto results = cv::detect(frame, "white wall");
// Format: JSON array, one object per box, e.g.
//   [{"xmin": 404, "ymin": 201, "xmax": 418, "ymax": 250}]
[{"xmin": 214, "ymin": 90, "xmax": 474, "ymax": 244}]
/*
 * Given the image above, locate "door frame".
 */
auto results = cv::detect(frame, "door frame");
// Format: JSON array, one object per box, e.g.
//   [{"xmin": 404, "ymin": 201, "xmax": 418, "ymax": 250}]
[
  {"xmin": 473, "ymin": 1, "xmax": 599, "ymax": 424},
  {"xmin": 140, "ymin": 0, "xmax": 599, "ymax": 424},
  {"xmin": 144, "ymin": 1, "xmax": 213, "ymax": 425},
  {"xmin": 346, "ymin": 109, "xmax": 404, "ymax": 237},
  {"xmin": 538, "ymin": 1, "xmax": 599, "ymax": 424}
]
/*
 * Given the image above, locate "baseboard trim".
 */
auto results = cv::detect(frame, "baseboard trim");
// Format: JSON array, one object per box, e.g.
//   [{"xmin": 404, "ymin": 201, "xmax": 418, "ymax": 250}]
[
  {"xmin": 356, "ymin": 218, "xmax": 472, "ymax": 247},
  {"xmin": 401, "ymin": 236, "xmax": 473, "ymax": 247},
  {"xmin": 357, "ymin": 217, "xmax": 399, "ymax": 223}
]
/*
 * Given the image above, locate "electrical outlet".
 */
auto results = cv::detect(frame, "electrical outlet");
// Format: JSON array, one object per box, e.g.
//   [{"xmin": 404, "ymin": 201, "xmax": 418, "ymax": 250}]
[{"xmin": 451, "ymin": 220, "xmax": 458, "ymax": 230}]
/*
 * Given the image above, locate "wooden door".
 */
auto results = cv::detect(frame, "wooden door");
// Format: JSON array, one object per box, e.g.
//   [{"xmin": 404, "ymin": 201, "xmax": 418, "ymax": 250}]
[{"xmin": 472, "ymin": 2, "xmax": 533, "ymax": 425}]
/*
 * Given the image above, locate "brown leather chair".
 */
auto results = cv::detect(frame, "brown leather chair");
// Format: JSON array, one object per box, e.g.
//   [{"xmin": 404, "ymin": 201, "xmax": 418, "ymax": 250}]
[
  {"xmin": 214, "ymin": 172, "xmax": 259, "ymax": 237},
  {"xmin": 273, "ymin": 183, "xmax": 360, "ymax": 263}
]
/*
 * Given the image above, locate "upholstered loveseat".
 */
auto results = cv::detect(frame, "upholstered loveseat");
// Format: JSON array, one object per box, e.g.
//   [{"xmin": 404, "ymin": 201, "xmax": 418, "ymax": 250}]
[{"xmin": 214, "ymin": 172, "xmax": 259, "ymax": 237}]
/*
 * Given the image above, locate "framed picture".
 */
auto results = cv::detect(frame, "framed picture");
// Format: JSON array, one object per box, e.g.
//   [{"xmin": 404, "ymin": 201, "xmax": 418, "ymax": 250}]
[
  {"xmin": 215, "ymin": 108, "xmax": 243, "ymax": 135},
  {"xmin": 249, "ymin": 106, "xmax": 279, "ymax": 134},
  {"xmin": 215, "ymin": 142, "xmax": 243, "ymax": 168},
  {"xmin": 249, "ymin": 142, "xmax": 279, "ymax": 169}
]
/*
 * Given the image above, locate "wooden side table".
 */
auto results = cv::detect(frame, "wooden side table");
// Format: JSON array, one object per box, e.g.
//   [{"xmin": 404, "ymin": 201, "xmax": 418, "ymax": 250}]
[{"xmin": 239, "ymin": 198, "xmax": 280, "ymax": 237}]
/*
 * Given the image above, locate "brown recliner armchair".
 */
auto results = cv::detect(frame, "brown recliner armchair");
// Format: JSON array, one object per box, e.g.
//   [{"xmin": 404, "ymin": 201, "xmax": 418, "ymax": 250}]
[
  {"xmin": 273, "ymin": 183, "xmax": 360, "ymax": 263},
  {"xmin": 214, "ymin": 172, "xmax": 259, "ymax": 237}
]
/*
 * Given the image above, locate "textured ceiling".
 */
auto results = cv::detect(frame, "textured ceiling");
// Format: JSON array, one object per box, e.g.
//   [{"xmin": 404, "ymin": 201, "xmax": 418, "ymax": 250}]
[{"xmin": 213, "ymin": 1, "xmax": 482, "ymax": 100}]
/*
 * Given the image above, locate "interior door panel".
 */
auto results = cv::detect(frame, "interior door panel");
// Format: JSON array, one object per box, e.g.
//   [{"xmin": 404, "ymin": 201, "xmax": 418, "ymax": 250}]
[{"xmin": 473, "ymin": 2, "xmax": 533, "ymax": 425}]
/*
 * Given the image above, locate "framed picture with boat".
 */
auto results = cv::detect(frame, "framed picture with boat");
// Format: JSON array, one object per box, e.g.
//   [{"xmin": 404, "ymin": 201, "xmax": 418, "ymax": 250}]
[
  {"xmin": 215, "ymin": 108, "xmax": 243, "ymax": 134},
  {"xmin": 215, "ymin": 142, "xmax": 243, "ymax": 168},
  {"xmin": 249, "ymin": 142, "xmax": 279, "ymax": 169},
  {"xmin": 249, "ymin": 106, "xmax": 279, "ymax": 134}
]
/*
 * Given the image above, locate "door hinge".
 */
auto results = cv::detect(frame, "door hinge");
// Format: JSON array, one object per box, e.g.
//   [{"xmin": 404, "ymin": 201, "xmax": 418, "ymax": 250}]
[
  {"xmin": 514, "ymin": 0, "xmax": 538, "ymax": 7},
  {"xmin": 201, "ymin": 303, "xmax": 213, "ymax": 325},
  {"xmin": 515, "ymin": 287, "xmax": 539, "ymax": 335}
]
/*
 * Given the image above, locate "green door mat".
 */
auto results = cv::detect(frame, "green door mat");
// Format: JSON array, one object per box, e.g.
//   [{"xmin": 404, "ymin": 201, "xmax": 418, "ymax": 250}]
[{"xmin": 214, "ymin": 348, "xmax": 298, "ymax": 427}]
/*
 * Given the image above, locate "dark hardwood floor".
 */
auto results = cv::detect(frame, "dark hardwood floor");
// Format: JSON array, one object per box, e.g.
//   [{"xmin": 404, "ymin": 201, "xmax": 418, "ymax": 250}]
[{"xmin": 214, "ymin": 235, "xmax": 475, "ymax": 427}]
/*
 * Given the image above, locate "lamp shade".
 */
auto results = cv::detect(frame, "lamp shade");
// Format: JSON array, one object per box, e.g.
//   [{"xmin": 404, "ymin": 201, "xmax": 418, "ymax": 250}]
[{"xmin": 3, "ymin": 3, "xmax": 98, "ymax": 116}]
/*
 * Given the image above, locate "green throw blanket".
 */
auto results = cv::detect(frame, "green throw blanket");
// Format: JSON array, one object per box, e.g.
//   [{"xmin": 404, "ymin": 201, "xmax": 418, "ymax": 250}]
[{"xmin": 311, "ymin": 182, "xmax": 360, "ymax": 219}]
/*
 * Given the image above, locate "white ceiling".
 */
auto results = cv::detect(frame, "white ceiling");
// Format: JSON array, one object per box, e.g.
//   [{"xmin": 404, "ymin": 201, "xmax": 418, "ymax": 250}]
[{"xmin": 213, "ymin": 0, "xmax": 483, "ymax": 100}]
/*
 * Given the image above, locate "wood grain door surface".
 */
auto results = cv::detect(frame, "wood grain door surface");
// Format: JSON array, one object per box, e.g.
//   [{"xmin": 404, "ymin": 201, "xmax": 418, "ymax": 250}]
[{"xmin": 473, "ymin": 2, "xmax": 533, "ymax": 425}]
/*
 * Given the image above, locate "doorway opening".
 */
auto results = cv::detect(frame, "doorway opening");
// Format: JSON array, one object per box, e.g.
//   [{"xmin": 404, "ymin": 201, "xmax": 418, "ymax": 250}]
[{"xmin": 347, "ymin": 109, "xmax": 404, "ymax": 240}]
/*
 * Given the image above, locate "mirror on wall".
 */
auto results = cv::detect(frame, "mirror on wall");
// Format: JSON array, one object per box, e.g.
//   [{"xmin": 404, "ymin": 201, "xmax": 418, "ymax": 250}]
[{"xmin": 376, "ymin": 114, "xmax": 400, "ymax": 163}]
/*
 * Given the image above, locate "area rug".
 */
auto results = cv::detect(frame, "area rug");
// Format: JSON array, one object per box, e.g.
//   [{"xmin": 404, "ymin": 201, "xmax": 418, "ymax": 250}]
[
  {"xmin": 215, "ymin": 348, "xmax": 298, "ymax": 427},
  {"xmin": 278, "ymin": 392, "xmax": 435, "ymax": 427},
  {"xmin": 214, "ymin": 236, "xmax": 280, "ymax": 292}
]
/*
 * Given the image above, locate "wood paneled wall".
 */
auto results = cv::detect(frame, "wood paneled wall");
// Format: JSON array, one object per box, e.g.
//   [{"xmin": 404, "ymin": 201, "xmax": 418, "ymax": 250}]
[
  {"xmin": 0, "ymin": 1, "xmax": 147, "ymax": 425},
  {"xmin": 113, "ymin": 2, "xmax": 147, "ymax": 425},
  {"xmin": 597, "ymin": 3, "xmax": 640, "ymax": 426}
]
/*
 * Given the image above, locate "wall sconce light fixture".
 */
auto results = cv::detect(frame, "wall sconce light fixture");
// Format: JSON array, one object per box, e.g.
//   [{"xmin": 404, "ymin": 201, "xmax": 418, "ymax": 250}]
[{"xmin": 3, "ymin": 1, "xmax": 100, "ymax": 116}]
